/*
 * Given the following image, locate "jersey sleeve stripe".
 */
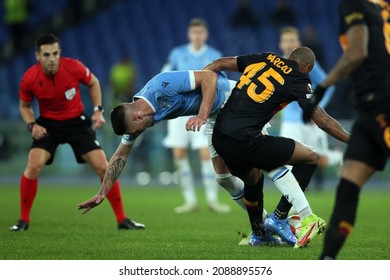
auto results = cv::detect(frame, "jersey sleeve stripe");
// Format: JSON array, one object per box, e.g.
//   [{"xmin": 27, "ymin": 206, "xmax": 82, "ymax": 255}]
[{"xmin": 188, "ymin": 70, "xmax": 196, "ymax": 90}]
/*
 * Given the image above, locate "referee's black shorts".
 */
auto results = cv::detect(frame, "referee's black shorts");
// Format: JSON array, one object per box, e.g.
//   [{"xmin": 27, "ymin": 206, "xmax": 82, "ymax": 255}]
[
  {"xmin": 212, "ymin": 129, "xmax": 295, "ymax": 178},
  {"xmin": 344, "ymin": 106, "xmax": 390, "ymax": 171},
  {"xmin": 31, "ymin": 114, "xmax": 102, "ymax": 165}
]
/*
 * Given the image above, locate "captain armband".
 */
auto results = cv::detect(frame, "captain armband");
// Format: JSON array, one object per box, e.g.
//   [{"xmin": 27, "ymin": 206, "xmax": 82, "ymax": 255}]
[{"xmin": 121, "ymin": 134, "xmax": 138, "ymax": 145}]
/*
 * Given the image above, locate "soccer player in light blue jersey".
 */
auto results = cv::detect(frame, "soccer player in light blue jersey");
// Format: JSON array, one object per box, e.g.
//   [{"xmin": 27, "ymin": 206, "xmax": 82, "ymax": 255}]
[
  {"xmin": 161, "ymin": 18, "xmax": 230, "ymax": 214},
  {"xmin": 278, "ymin": 27, "xmax": 343, "ymax": 192}
]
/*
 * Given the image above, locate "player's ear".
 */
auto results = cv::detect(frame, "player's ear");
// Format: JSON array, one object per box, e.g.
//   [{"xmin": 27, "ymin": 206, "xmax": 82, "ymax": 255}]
[
  {"xmin": 300, "ymin": 63, "xmax": 312, "ymax": 74},
  {"xmin": 306, "ymin": 64, "xmax": 313, "ymax": 74},
  {"xmin": 35, "ymin": 51, "xmax": 40, "ymax": 62},
  {"xmin": 133, "ymin": 114, "xmax": 143, "ymax": 121}
]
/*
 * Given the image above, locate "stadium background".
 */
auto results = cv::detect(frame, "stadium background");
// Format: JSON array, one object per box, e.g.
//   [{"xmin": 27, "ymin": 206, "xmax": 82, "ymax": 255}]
[{"xmin": 0, "ymin": 0, "xmax": 388, "ymax": 186}]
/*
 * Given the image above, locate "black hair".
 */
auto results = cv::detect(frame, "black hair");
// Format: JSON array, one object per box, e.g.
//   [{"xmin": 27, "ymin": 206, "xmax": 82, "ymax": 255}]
[
  {"xmin": 110, "ymin": 104, "xmax": 128, "ymax": 135},
  {"xmin": 35, "ymin": 34, "xmax": 61, "ymax": 52},
  {"xmin": 288, "ymin": 46, "xmax": 315, "ymax": 67}
]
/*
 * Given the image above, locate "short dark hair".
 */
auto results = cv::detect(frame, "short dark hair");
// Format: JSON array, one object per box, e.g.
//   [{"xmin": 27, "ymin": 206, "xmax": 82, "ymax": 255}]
[
  {"xmin": 110, "ymin": 104, "xmax": 128, "ymax": 135},
  {"xmin": 188, "ymin": 18, "xmax": 208, "ymax": 29},
  {"xmin": 35, "ymin": 34, "xmax": 61, "ymax": 51},
  {"xmin": 280, "ymin": 26, "xmax": 299, "ymax": 37}
]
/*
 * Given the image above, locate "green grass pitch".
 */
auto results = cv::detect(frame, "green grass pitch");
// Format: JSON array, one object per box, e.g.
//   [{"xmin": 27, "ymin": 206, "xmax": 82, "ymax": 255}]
[{"xmin": 0, "ymin": 182, "xmax": 389, "ymax": 260}]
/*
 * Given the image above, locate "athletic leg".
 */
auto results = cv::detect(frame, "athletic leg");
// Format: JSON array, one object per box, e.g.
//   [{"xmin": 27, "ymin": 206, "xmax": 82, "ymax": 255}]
[
  {"xmin": 320, "ymin": 160, "xmax": 375, "ymax": 259},
  {"xmin": 10, "ymin": 148, "xmax": 50, "ymax": 231}
]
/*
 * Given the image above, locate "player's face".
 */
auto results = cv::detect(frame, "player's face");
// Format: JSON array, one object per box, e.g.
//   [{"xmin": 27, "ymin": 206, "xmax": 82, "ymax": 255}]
[
  {"xmin": 188, "ymin": 26, "xmax": 208, "ymax": 49},
  {"xmin": 125, "ymin": 112, "xmax": 152, "ymax": 136},
  {"xmin": 36, "ymin": 43, "xmax": 61, "ymax": 75},
  {"xmin": 279, "ymin": 32, "xmax": 301, "ymax": 57}
]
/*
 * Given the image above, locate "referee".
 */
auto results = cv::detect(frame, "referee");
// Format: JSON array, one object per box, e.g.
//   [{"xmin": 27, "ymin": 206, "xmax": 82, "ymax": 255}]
[{"xmin": 10, "ymin": 34, "xmax": 144, "ymax": 231}]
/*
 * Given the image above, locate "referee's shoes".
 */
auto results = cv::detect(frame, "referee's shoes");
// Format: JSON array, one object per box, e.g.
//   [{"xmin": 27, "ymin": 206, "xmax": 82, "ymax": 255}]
[
  {"xmin": 10, "ymin": 218, "xmax": 145, "ymax": 231},
  {"xmin": 118, "ymin": 218, "xmax": 145, "ymax": 230},
  {"xmin": 10, "ymin": 220, "xmax": 29, "ymax": 231}
]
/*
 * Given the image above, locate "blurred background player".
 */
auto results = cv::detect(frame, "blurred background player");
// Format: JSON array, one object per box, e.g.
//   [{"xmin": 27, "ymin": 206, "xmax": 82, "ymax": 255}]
[
  {"xmin": 278, "ymin": 26, "xmax": 343, "ymax": 191},
  {"xmin": 109, "ymin": 55, "xmax": 137, "ymax": 107},
  {"xmin": 161, "ymin": 18, "xmax": 230, "ymax": 213},
  {"xmin": 3, "ymin": 0, "xmax": 31, "ymax": 54},
  {"xmin": 306, "ymin": 0, "xmax": 390, "ymax": 260},
  {"xmin": 10, "ymin": 34, "xmax": 144, "ymax": 231}
]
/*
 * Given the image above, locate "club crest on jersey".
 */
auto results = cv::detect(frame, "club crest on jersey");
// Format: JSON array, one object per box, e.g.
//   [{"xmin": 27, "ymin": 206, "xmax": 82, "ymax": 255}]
[
  {"xmin": 307, "ymin": 83, "xmax": 313, "ymax": 93},
  {"xmin": 65, "ymin": 87, "xmax": 76, "ymax": 100}
]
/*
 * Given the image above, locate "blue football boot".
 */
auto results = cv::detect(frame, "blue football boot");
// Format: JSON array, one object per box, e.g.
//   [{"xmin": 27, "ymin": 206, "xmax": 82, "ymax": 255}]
[{"xmin": 264, "ymin": 212, "xmax": 297, "ymax": 246}]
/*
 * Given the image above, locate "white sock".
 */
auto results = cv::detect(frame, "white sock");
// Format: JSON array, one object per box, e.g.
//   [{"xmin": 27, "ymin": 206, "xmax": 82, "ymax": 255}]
[
  {"xmin": 326, "ymin": 150, "xmax": 343, "ymax": 166},
  {"xmin": 175, "ymin": 158, "xmax": 197, "ymax": 205},
  {"xmin": 268, "ymin": 166, "xmax": 312, "ymax": 219},
  {"xmin": 201, "ymin": 159, "xmax": 218, "ymax": 204},
  {"xmin": 215, "ymin": 172, "xmax": 268, "ymax": 221},
  {"xmin": 215, "ymin": 173, "xmax": 244, "ymax": 209}
]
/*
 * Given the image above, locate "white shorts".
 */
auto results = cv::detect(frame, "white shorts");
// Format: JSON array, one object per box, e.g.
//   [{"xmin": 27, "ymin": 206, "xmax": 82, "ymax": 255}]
[
  {"xmin": 280, "ymin": 122, "xmax": 329, "ymax": 154},
  {"xmin": 163, "ymin": 116, "xmax": 208, "ymax": 149},
  {"xmin": 164, "ymin": 79, "xmax": 237, "ymax": 153}
]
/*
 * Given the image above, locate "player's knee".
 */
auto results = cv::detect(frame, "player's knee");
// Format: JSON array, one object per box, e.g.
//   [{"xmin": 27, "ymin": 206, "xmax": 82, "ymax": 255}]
[
  {"xmin": 94, "ymin": 163, "xmax": 108, "ymax": 178},
  {"xmin": 25, "ymin": 162, "xmax": 44, "ymax": 178},
  {"xmin": 216, "ymin": 173, "xmax": 233, "ymax": 191},
  {"xmin": 305, "ymin": 146, "xmax": 320, "ymax": 165},
  {"xmin": 311, "ymin": 150, "xmax": 321, "ymax": 164}
]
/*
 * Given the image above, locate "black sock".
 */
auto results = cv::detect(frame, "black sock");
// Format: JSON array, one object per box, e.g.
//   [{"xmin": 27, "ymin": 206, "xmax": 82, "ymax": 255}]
[
  {"xmin": 291, "ymin": 163, "xmax": 317, "ymax": 190},
  {"xmin": 273, "ymin": 208, "xmax": 287, "ymax": 220},
  {"xmin": 243, "ymin": 174, "xmax": 265, "ymax": 237},
  {"xmin": 273, "ymin": 163, "xmax": 317, "ymax": 220},
  {"xmin": 319, "ymin": 178, "xmax": 360, "ymax": 259}
]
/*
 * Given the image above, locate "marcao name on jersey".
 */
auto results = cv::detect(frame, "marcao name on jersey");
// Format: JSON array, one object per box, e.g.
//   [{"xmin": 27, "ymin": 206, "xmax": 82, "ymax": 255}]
[{"xmin": 266, "ymin": 54, "xmax": 292, "ymax": 74}]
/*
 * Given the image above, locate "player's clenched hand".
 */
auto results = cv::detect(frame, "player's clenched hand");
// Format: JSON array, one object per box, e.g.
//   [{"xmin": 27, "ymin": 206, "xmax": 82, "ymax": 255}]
[
  {"xmin": 78, "ymin": 194, "xmax": 105, "ymax": 214},
  {"xmin": 92, "ymin": 112, "xmax": 106, "ymax": 130},
  {"xmin": 31, "ymin": 124, "xmax": 47, "ymax": 140},
  {"xmin": 185, "ymin": 116, "xmax": 206, "ymax": 132},
  {"xmin": 302, "ymin": 85, "xmax": 327, "ymax": 123}
]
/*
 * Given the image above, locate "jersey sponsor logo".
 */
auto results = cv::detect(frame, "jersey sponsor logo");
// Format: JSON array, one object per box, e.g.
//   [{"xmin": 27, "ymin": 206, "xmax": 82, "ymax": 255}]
[
  {"xmin": 344, "ymin": 12, "xmax": 364, "ymax": 25},
  {"xmin": 64, "ymin": 87, "xmax": 76, "ymax": 100},
  {"xmin": 265, "ymin": 54, "xmax": 292, "ymax": 74}
]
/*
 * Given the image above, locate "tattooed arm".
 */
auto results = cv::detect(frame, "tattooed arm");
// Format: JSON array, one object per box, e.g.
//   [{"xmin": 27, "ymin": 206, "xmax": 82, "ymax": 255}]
[
  {"xmin": 78, "ymin": 143, "xmax": 133, "ymax": 214},
  {"xmin": 311, "ymin": 106, "xmax": 350, "ymax": 143}
]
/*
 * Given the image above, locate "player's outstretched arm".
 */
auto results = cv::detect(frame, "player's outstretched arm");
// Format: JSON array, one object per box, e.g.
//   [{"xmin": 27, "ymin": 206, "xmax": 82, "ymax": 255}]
[
  {"xmin": 78, "ymin": 142, "xmax": 133, "ymax": 214},
  {"xmin": 302, "ymin": 25, "xmax": 368, "ymax": 123},
  {"xmin": 186, "ymin": 70, "xmax": 218, "ymax": 131},
  {"xmin": 310, "ymin": 106, "xmax": 350, "ymax": 143},
  {"xmin": 203, "ymin": 57, "xmax": 239, "ymax": 72}
]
